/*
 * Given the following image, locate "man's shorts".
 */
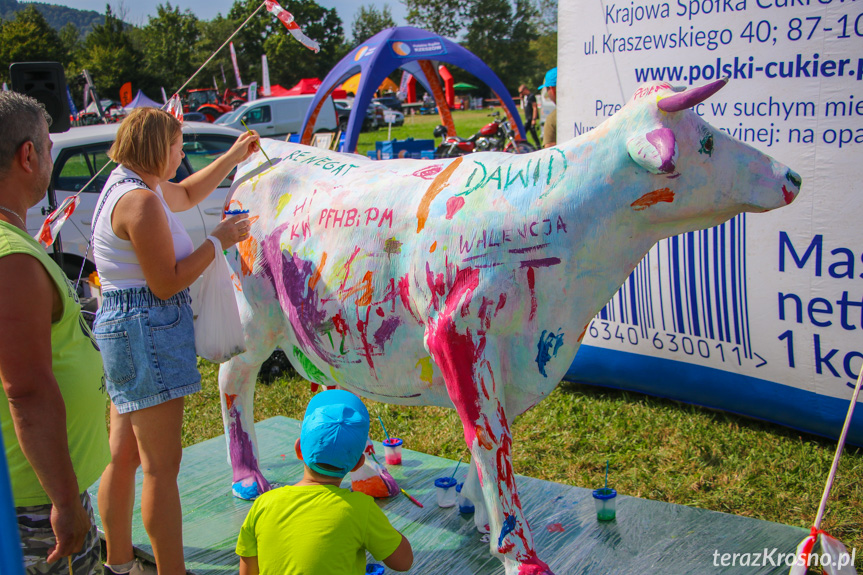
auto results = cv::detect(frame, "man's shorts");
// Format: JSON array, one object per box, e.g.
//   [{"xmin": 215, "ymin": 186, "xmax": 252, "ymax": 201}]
[{"xmin": 17, "ymin": 492, "xmax": 103, "ymax": 575}]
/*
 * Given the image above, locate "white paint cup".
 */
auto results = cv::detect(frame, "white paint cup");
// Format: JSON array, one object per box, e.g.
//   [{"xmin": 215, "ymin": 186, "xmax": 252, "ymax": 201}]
[{"xmin": 434, "ymin": 476, "xmax": 457, "ymax": 507}]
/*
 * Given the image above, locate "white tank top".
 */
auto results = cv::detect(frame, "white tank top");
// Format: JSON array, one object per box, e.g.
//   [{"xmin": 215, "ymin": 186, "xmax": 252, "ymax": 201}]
[{"xmin": 93, "ymin": 165, "xmax": 194, "ymax": 292}]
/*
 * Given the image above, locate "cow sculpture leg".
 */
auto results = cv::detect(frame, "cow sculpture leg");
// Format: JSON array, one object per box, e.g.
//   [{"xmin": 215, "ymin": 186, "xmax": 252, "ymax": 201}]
[
  {"xmin": 218, "ymin": 276, "xmax": 284, "ymax": 500},
  {"xmin": 426, "ymin": 282, "xmax": 554, "ymax": 574}
]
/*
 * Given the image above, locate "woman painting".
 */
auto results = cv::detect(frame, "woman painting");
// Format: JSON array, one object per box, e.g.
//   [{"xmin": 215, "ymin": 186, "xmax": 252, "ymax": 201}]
[{"xmin": 92, "ymin": 107, "xmax": 258, "ymax": 575}]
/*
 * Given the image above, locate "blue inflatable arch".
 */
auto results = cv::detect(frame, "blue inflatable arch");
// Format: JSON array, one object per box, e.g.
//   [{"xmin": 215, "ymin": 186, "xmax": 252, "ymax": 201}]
[{"xmin": 300, "ymin": 26, "xmax": 525, "ymax": 153}]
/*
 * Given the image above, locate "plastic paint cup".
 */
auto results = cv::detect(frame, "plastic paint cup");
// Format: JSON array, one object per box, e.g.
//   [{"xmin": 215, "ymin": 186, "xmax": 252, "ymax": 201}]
[
  {"xmin": 434, "ymin": 476, "xmax": 458, "ymax": 508},
  {"xmin": 382, "ymin": 437, "xmax": 403, "ymax": 465},
  {"xmin": 592, "ymin": 488, "xmax": 617, "ymax": 521},
  {"xmin": 456, "ymin": 482, "xmax": 474, "ymax": 514},
  {"xmin": 366, "ymin": 564, "xmax": 385, "ymax": 575}
]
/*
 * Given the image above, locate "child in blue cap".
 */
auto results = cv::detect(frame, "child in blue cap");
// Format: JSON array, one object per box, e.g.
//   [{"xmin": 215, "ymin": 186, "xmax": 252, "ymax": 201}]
[{"xmin": 236, "ymin": 390, "xmax": 413, "ymax": 574}]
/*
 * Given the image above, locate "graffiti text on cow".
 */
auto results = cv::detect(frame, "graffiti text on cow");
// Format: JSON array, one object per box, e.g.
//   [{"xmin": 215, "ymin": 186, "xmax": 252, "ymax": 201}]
[
  {"xmin": 282, "ymin": 149, "xmax": 359, "ymax": 177},
  {"xmin": 319, "ymin": 207, "xmax": 395, "ymax": 229}
]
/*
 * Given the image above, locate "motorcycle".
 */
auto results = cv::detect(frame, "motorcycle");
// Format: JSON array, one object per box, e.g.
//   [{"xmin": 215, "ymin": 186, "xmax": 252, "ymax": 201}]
[{"xmin": 433, "ymin": 111, "xmax": 536, "ymax": 158}]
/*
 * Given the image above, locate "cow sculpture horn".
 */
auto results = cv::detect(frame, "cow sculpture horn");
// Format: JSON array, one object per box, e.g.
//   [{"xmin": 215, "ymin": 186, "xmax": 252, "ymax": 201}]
[{"xmin": 657, "ymin": 77, "xmax": 729, "ymax": 112}]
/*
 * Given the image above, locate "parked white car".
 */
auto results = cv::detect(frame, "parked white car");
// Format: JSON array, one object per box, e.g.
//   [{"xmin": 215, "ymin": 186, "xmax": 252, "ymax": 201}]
[
  {"xmin": 28, "ymin": 121, "xmax": 245, "ymax": 284},
  {"xmin": 215, "ymin": 94, "xmax": 338, "ymax": 138}
]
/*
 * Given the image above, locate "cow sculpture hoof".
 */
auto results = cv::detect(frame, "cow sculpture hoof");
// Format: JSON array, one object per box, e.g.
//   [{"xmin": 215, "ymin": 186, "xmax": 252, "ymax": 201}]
[{"xmin": 232, "ymin": 480, "xmax": 262, "ymax": 501}]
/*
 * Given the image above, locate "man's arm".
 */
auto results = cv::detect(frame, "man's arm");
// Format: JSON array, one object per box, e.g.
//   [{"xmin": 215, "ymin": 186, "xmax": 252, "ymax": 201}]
[
  {"xmin": 0, "ymin": 253, "xmax": 89, "ymax": 563},
  {"xmin": 239, "ymin": 556, "xmax": 259, "ymax": 575},
  {"xmin": 383, "ymin": 534, "xmax": 413, "ymax": 572}
]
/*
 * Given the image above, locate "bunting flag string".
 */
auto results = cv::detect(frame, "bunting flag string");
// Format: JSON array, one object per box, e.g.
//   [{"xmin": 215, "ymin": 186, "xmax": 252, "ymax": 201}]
[
  {"xmin": 265, "ymin": 0, "xmax": 320, "ymax": 53},
  {"xmin": 36, "ymin": 196, "xmax": 80, "ymax": 248}
]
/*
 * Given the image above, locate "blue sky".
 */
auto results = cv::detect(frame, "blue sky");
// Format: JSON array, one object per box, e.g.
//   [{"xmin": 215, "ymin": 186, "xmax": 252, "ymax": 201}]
[{"xmin": 24, "ymin": 1, "xmax": 407, "ymax": 29}]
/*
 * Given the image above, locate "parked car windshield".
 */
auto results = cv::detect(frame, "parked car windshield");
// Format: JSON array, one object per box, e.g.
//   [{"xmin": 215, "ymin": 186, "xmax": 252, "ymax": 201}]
[{"xmin": 215, "ymin": 107, "xmax": 244, "ymax": 125}]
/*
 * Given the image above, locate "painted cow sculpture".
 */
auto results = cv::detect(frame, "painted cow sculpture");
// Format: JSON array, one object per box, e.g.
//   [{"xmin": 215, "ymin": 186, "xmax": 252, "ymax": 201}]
[{"xmin": 218, "ymin": 79, "xmax": 800, "ymax": 574}]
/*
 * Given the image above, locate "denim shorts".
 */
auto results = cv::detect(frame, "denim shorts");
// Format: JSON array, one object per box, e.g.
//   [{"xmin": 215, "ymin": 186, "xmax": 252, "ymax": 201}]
[{"xmin": 94, "ymin": 287, "xmax": 201, "ymax": 414}]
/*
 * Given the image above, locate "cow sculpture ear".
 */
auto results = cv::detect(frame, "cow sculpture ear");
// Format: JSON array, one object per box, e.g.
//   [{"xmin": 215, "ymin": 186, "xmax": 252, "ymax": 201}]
[{"xmin": 626, "ymin": 127, "xmax": 678, "ymax": 175}]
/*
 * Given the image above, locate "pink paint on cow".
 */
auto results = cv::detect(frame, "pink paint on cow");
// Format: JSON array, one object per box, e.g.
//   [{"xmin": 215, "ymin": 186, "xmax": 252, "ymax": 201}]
[
  {"xmin": 426, "ymin": 268, "xmax": 482, "ymax": 445},
  {"xmin": 546, "ymin": 523, "xmax": 565, "ymax": 533},
  {"xmin": 446, "ymin": 196, "xmax": 466, "ymax": 219},
  {"xmin": 526, "ymin": 268, "xmax": 537, "ymax": 321},
  {"xmin": 645, "ymin": 128, "xmax": 677, "ymax": 174}
]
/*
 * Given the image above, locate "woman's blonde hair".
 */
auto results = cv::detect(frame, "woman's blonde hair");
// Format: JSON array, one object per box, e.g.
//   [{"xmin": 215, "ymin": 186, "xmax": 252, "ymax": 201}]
[{"xmin": 109, "ymin": 107, "xmax": 182, "ymax": 178}]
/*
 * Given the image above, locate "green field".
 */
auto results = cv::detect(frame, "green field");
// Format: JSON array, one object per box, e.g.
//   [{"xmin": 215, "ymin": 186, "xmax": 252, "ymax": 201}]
[{"xmin": 185, "ymin": 360, "xmax": 863, "ymax": 568}]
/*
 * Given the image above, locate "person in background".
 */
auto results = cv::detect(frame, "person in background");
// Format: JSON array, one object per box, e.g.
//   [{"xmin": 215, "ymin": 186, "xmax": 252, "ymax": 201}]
[
  {"xmin": 539, "ymin": 68, "xmax": 557, "ymax": 148},
  {"xmin": 0, "ymin": 91, "xmax": 109, "ymax": 574},
  {"xmin": 518, "ymin": 84, "xmax": 541, "ymax": 148},
  {"xmin": 236, "ymin": 390, "xmax": 413, "ymax": 575},
  {"xmin": 92, "ymin": 107, "xmax": 257, "ymax": 575}
]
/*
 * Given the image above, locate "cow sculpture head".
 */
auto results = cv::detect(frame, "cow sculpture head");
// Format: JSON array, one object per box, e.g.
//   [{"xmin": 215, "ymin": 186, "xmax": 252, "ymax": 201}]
[{"xmin": 621, "ymin": 79, "xmax": 801, "ymax": 234}]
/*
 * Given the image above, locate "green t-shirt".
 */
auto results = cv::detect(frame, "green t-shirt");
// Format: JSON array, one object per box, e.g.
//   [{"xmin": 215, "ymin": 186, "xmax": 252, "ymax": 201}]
[
  {"xmin": 0, "ymin": 221, "xmax": 109, "ymax": 506},
  {"xmin": 236, "ymin": 483, "xmax": 402, "ymax": 575}
]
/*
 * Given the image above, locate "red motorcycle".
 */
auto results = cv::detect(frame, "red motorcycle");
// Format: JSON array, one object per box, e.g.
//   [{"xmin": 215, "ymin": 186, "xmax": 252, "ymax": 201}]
[{"xmin": 433, "ymin": 111, "xmax": 536, "ymax": 158}]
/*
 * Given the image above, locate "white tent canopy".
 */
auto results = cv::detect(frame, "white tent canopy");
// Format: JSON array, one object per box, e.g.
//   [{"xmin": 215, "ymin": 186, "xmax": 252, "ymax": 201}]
[
  {"xmin": 83, "ymin": 99, "xmax": 114, "ymax": 114},
  {"xmin": 123, "ymin": 90, "xmax": 162, "ymax": 110}
]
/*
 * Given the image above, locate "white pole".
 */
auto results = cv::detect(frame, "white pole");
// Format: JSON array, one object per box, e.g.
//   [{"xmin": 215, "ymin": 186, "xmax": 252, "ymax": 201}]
[{"xmin": 813, "ymin": 364, "xmax": 863, "ymax": 529}]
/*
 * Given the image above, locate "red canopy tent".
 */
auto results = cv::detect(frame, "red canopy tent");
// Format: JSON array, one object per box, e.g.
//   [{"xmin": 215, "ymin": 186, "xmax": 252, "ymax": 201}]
[{"xmin": 271, "ymin": 78, "xmax": 346, "ymax": 99}]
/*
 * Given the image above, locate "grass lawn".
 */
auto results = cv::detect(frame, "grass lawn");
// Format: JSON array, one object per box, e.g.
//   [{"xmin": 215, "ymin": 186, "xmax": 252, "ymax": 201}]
[
  {"xmin": 186, "ymin": 359, "xmax": 863, "ymax": 567},
  {"xmin": 354, "ymin": 108, "xmax": 503, "ymax": 157}
]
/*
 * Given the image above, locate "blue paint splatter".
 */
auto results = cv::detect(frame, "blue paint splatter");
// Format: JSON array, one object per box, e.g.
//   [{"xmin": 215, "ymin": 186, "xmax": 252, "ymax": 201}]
[
  {"xmin": 535, "ymin": 329, "xmax": 565, "ymax": 377},
  {"xmin": 498, "ymin": 514, "xmax": 516, "ymax": 547}
]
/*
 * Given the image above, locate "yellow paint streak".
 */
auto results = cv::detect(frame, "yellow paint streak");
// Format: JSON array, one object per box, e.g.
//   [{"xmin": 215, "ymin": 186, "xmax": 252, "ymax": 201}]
[
  {"xmin": 415, "ymin": 356, "xmax": 433, "ymax": 385},
  {"xmin": 276, "ymin": 193, "xmax": 293, "ymax": 216},
  {"xmin": 416, "ymin": 156, "xmax": 463, "ymax": 233},
  {"xmin": 329, "ymin": 366, "xmax": 344, "ymax": 385}
]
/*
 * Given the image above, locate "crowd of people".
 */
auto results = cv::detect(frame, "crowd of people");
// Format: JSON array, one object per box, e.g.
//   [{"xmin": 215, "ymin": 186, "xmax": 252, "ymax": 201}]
[{"xmin": 0, "ymin": 93, "xmax": 413, "ymax": 575}]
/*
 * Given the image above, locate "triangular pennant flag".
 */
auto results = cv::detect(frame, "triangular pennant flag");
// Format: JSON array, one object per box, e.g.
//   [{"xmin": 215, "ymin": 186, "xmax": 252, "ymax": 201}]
[
  {"xmin": 36, "ymin": 195, "xmax": 80, "ymax": 248},
  {"xmin": 166, "ymin": 94, "xmax": 184, "ymax": 123},
  {"xmin": 265, "ymin": 1, "xmax": 320, "ymax": 53}
]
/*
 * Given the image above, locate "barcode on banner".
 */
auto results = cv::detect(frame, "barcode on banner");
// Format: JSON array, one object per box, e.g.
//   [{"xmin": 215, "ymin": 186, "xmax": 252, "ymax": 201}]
[{"xmin": 597, "ymin": 214, "xmax": 753, "ymax": 360}]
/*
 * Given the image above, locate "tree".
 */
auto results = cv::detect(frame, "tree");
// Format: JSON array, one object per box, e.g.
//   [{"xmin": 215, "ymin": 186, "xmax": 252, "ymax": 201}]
[
  {"xmin": 189, "ymin": 15, "xmax": 237, "ymax": 92},
  {"xmin": 141, "ymin": 3, "xmax": 199, "ymax": 93},
  {"xmin": 531, "ymin": 0, "xmax": 556, "ymax": 82},
  {"xmin": 463, "ymin": 0, "xmax": 538, "ymax": 93},
  {"xmin": 401, "ymin": 0, "xmax": 468, "ymax": 38},
  {"xmin": 0, "ymin": 6, "xmax": 66, "ymax": 82},
  {"xmin": 263, "ymin": 0, "xmax": 346, "ymax": 88},
  {"xmin": 226, "ymin": 0, "xmax": 345, "ymax": 90},
  {"xmin": 77, "ymin": 5, "xmax": 144, "ymax": 99},
  {"xmin": 351, "ymin": 4, "xmax": 395, "ymax": 44}
]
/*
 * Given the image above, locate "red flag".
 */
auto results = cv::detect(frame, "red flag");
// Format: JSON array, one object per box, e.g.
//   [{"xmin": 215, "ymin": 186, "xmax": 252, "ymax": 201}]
[
  {"xmin": 265, "ymin": 1, "xmax": 320, "ymax": 53},
  {"xmin": 36, "ymin": 195, "xmax": 80, "ymax": 248}
]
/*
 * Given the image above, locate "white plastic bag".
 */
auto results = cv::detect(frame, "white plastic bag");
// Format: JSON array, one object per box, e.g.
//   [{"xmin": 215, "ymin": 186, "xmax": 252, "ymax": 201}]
[{"xmin": 194, "ymin": 250, "xmax": 246, "ymax": 362}]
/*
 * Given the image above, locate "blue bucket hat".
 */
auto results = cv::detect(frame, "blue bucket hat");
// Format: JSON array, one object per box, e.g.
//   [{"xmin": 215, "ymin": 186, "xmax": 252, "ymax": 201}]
[
  {"xmin": 300, "ymin": 390, "xmax": 370, "ymax": 478},
  {"xmin": 538, "ymin": 68, "xmax": 557, "ymax": 90}
]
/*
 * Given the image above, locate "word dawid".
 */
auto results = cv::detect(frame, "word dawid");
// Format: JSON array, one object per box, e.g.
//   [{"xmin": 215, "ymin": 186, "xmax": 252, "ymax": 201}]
[
  {"xmin": 282, "ymin": 149, "xmax": 359, "ymax": 176},
  {"xmin": 218, "ymin": 81, "xmax": 800, "ymax": 575}
]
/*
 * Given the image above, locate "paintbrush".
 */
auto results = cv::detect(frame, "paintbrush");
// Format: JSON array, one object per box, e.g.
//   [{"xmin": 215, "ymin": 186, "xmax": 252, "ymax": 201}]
[
  {"xmin": 400, "ymin": 488, "xmax": 423, "ymax": 508},
  {"xmin": 240, "ymin": 118, "xmax": 273, "ymax": 166}
]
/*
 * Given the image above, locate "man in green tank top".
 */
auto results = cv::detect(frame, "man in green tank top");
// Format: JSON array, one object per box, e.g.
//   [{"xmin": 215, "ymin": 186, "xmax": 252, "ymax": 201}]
[{"xmin": 0, "ymin": 92, "xmax": 109, "ymax": 574}]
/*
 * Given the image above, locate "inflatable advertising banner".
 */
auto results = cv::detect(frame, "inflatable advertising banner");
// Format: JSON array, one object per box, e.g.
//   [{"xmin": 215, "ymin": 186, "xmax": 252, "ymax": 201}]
[{"xmin": 559, "ymin": 0, "xmax": 863, "ymax": 444}]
